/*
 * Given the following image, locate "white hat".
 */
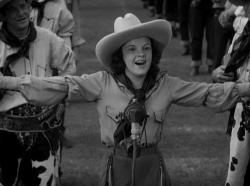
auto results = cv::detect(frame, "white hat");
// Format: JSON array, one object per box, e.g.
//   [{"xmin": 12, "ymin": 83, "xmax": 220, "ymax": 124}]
[{"xmin": 95, "ymin": 13, "xmax": 172, "ymax": 70}]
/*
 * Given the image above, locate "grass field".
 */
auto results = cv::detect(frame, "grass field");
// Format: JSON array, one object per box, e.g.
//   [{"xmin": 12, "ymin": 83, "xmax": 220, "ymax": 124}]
[{"xmin": 61, "ymin": 0, "xmax": 231, "ymax": 185}]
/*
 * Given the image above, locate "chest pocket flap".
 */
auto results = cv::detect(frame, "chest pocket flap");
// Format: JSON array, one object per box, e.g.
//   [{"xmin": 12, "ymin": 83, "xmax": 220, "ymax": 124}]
[
  {"xmin": 153, "ymin": 109, "xmax": 166, "ymax": 123},
  {"xmin": 106, "ymin": 105, "xmax": 123, "ymax": 123}
]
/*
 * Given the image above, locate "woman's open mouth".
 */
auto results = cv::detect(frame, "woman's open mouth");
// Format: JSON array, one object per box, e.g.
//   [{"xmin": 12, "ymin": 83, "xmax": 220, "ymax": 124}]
[{"xmin": 135, "ymin": 60, "xmax": 146, "ymax": 66}]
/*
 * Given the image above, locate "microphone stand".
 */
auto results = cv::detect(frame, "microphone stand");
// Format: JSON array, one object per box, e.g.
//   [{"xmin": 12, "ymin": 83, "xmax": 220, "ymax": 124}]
[{"xmin": 131, "ymin": 122, "xmax": 141, "ymax": 186}]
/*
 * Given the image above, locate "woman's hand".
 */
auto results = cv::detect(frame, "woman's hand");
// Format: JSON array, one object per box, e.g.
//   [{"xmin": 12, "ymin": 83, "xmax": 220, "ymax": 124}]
[{"xmin": 212, "ymin": 65, "xmax": 234, "ymax": 83}]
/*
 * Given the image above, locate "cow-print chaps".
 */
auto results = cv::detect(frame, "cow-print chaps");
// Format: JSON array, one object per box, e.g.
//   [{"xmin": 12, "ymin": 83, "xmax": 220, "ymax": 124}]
[
  {"xmin": 225, "ymin": 102, "xmax": 250, "ymax": 186},
  {"xmin": 0, "ymin": 129, "xmax": 61, "ymax": 186}
]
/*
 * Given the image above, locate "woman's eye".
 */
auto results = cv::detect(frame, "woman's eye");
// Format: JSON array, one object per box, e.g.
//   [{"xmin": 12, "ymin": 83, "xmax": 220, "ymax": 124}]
[
  {"xmin": 127, "ymin": 47, "xmax": 136, "ymax": 52},
  {"xmin": 144, "ymin": 46, "xmax": 152, "ymax": 51}
]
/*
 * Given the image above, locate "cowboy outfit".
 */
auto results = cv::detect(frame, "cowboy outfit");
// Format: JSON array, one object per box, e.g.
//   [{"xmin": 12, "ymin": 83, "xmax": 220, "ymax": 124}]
[
  {"xmin": 218, "ymin": 0, "xmax": 250, "ymax": 185},
  {"xmin": 30, "ymin": 0, "xmax": 74, "ymax": 47},
  {"xmin": 2, "ymin": 13, "xmax": 250, "ymax": 186},
  {"xmin": 63, "ymin": 0, "xmax": 85, "ymax": 65},
  {"xmin": 0, "ymin": 0, "xmax": 76, "ymax": 185}
]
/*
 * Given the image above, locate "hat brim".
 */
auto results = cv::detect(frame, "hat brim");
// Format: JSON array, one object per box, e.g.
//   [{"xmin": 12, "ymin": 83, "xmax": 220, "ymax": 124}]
[
  {"xmin": 0, "ymin": 0, "xmax": 11, "ymax": 9},
  {"xmin": 229, "ymin": 0, "xmax": 250, "ymax": 5},
  {"xmin": 95, "ymin": 19, "xmax": 172, "ymax": 71}
]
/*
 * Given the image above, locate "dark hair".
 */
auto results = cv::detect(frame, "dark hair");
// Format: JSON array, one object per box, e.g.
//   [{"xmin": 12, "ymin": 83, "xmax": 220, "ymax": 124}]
[{"xmin": 110, "ymin": 38, "xmax": 162, "ymax": 78}]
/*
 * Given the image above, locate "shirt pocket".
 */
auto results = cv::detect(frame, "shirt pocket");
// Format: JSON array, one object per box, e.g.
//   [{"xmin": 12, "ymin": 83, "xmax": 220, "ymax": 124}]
[
  {"xmin": 41, "ymin": 17, "xmax": 56, "ymax": 31},
  {"xmin": 105, "ymin": 105, "xmax": 122, "ymax": 123},
  {"xmin": 153, "ymin": 109, "xmax": 166, "ymax": 123}
]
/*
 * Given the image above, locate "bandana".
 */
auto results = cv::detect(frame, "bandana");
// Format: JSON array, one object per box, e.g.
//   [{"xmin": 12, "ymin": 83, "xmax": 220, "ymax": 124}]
[
  {"xmin": 224, "ymin": 20, "xmax": 250, "ymax": 135},
  {"xmin": 0, "ymin": 21, "xmax": 37, "ymax": 75},
  {"xmin": 31, "ymin": 0, "xmax": 50, "ymax": 26},
  {"xmin": 225, "ymin": 20, "xmax": 250, "ymax": 79},
  {"xmin": 112, "ymin": 69, "xmax": 159, "ymax": 146},
  {"xmin": 114, "ymin": 66, "xmax": 158, "ymax": 98}
]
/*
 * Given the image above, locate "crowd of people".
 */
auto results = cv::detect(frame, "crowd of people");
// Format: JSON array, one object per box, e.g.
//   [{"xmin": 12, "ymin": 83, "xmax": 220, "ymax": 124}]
[
  {"xmin": 0, "ymin": 0, "xmax": 250, "ymax": 186},
  {"xmin": 141, "ymin": 0, "xmax": 236, "ymax": 76}
]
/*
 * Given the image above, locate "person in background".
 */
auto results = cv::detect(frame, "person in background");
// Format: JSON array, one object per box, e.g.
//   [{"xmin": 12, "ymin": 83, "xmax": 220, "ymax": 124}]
[
  {"xmin": 177, "ymin": 0, "xmax": 192, "ymax": 55},
  {"xmin": 212, "ymin": 0, "xmax": 250, "ymax": 185},
  {"xmin": 212, "ymin": 0, "xmax": 235, "ymax": 69},
  {"xmin": 2, "ymin": 13, "xmax": 250, "ymax": 186},
  {"xmin": 30, "ymin": 0, "xmax": 75, "ymax": 148},
  {"xmin": 64, "ymin": 0, "xmax": 86, "ymax": 65},
  {"xmin": 30, "ymin": 0, "xmax": 74, "ymax": 47},
  {"xmin": 141, "ymin": 0, "xmax": 149, "ymax": 8},
  {"xmin": 154, "ymin": 0, "xmax": 164, "ymax": 19},
  {"xmin": 0, "ymin": 0, "xmax": 75, "ymax": 185},
  {"xmin": 189, "ymin": 0, "xmax": 215, "ymax": 76},
  {"xmin": 164, "ymin": 0, "xmax": 179, "ymax": 37}
]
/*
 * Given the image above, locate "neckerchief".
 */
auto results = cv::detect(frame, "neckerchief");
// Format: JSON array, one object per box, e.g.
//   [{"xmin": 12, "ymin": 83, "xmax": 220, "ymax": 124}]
[
  {"xmin": 0, "ymin": 21, "xmax": 37, "ymax": 75},
  {"xmin": 31, "ymin": 0, "xmax": 50, "ymax": 26},
  {"xmin": 225, "ymin": 20, "xmax": 250, "ymax": 79},
  {"xmin": 112, "ymin": 71, "xmax": 157, "ymax": 145},
  {"xmin": 115, "ymin": 70, "xmax": 157, "ymax": 100}
]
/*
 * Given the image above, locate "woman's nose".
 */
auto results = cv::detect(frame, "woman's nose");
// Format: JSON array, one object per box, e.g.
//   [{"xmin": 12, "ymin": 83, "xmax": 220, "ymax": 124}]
[{"xmin": 137, "ymin": 49, "xmax": 145, "ymax": 56}]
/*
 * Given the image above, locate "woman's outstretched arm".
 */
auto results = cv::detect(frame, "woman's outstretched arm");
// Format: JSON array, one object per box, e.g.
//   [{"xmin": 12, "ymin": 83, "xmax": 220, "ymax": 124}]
[
  {"xmin": 0, "ymin": 75, "xmax": 68, "ymax": 105},
  {"xmin": 0, "ymin": 71, "xmax": 106, "ymax": 105}
]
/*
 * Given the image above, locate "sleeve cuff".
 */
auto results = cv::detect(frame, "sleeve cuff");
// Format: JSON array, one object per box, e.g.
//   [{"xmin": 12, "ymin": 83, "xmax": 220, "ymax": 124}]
[
  {"xmin": 0, "ymin": 76, "xmax": 20, "ymax": 90},
  {"xmin": 236, "ymin": 82, "xmax": 250, "ymax": 97}
]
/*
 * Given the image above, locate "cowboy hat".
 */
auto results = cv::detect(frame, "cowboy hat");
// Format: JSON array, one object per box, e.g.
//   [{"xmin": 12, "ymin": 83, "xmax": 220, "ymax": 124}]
[
  {"xmin": 229, "ymin": 0, "xmax": 250, "ymax": 5},
  {"xmin": 0, "ymin": 0, "xmax": 11, "ymax": 8},
  {"xmin": 95, "ymin": 13, "xmax": 172, "ymax": 71}
]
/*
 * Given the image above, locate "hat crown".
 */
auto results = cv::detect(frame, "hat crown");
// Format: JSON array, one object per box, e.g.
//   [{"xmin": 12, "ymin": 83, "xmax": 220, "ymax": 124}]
[{"xmin": 114, "ymin": 13, "xmax": 141, "ymax": 33}]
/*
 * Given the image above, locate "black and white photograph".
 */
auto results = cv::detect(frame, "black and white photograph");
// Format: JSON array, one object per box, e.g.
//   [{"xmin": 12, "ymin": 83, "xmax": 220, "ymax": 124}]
[{"xmin": 0, "ymin": 0, "xmax": 250, "ymax": 186}]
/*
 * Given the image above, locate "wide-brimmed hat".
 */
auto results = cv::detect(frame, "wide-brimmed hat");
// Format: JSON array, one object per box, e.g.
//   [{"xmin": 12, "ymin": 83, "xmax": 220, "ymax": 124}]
[
  {"xmin": 95, "ymin": 13, "xmax": 172, "ymax": 71},
  {"xmin": 229, "ymin": 0, "xmax": 250, "ymax": 5},
  {"xmin": 0, "ymin": 0, "xmax": 10, "ymax": 8}
]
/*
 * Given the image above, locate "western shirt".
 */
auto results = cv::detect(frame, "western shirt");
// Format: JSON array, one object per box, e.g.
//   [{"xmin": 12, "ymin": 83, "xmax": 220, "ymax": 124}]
[
  {"xmin": 6, "ymin": 71, "xmax": 248, "ymax": 147},
  {"xmin": 0, "ymin": 26, "xmax": 76, "ymax": 111}
]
